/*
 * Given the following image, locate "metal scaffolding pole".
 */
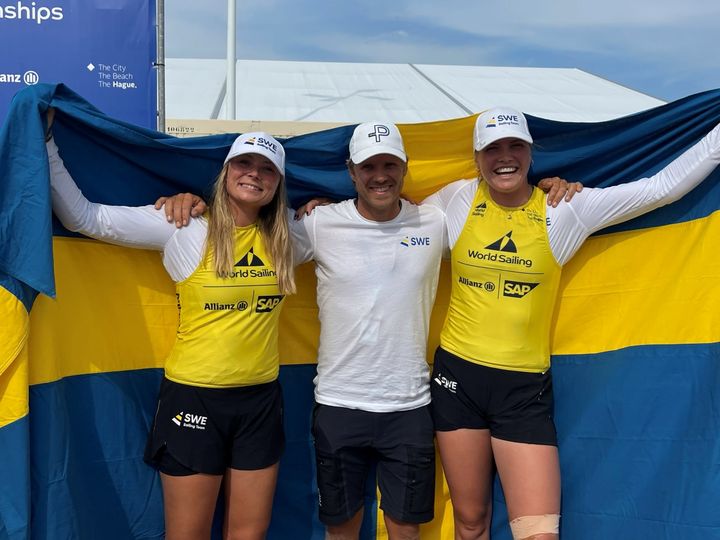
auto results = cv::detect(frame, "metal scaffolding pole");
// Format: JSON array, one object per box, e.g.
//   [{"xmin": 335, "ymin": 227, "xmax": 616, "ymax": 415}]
[
  {"xmin": 226, "ymin": 0, "xmax": 236, "ymax": 120},
  {"xmin": 155, "ymin": 0, "xmax": 166, "ymax": 132}
]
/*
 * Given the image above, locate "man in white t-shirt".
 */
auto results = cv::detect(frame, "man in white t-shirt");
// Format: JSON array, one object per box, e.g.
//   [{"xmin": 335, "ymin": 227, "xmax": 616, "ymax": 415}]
[{"xmin": 290, "ymin": 123, "xmax": 447, "ymax": 539}]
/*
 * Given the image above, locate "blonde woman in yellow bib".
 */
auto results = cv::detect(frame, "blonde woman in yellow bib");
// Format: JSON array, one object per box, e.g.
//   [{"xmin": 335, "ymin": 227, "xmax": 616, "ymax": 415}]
[
  {"xmin": 425, "ymin": 107, "xmax": 720, "ymax": 540},
  {"xmin": 46, "ymin": 114, "xmax": 294, "ymax": 540}
]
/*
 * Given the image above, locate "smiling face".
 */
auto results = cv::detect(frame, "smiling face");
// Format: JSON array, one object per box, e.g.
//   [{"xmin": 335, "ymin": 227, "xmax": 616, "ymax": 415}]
[
  {"xmin": 348, "ymin": 153, "xmax": 407, "ymax": 221},
  {"xmin": 475, "ymin": 137, "xmax": 533, "ymax": 207},
  {"xmin": 225, "ymin": 153, "xmax": 281, "ymax": 224}
]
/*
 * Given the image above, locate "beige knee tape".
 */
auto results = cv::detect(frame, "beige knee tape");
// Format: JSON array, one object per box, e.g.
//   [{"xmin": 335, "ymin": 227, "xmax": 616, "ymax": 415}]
[{"xmin": 509, "ymin": 513, "xmax": 560, "ymax": 539}]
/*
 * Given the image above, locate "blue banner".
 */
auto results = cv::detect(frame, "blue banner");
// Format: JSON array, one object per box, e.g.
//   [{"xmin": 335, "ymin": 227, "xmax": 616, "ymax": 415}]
[{"xmin": 0, "ymin": 0, "xmax": 156, "ymax": 128}]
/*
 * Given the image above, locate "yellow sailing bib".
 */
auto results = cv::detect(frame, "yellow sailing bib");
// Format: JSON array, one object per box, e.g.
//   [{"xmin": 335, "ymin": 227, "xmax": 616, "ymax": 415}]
[
  {"xmin": 440, "ymin": 181, "xmax": 561, "ymax": 372},
  {"xmin": 166, "ymin": 224, "xmax": 284, "ymax": 387}
]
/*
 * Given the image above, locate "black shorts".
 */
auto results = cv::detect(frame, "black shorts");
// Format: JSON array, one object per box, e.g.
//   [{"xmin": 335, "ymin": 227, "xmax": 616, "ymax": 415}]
[
  {"xmin": 430, "ymin": 347, "xmax": 557, "ymax": 446},
  {"xmin": 144, "ymin": 378, "xmax": 285, "ymax": 476},
  {"xmin": 312, "ymin": 404, "xmax": 435, "ymax": 526}
]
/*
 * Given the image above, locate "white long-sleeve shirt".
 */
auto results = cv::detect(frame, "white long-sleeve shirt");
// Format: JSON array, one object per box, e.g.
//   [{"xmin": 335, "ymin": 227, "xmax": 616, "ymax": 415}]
[
  {"xmin": 48, "ymin": 138, "xmax": 306, "ymax": 281},
  {"xmin": 47, "ymin": 138, "xmax": 208, "ymax": 281}
]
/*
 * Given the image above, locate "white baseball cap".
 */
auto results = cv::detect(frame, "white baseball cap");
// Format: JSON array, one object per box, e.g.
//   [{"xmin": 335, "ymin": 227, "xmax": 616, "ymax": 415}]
[
  {"xmin": 349, "ymin": 122, "xmax": 407, "ymax": 164},
  {"xmin": 473, "ymin": 107, "xmax": 533, "ymax": 151},
  {"xmin": 224, "ymin": 131, "xmax": 285, "ymax": 176}
]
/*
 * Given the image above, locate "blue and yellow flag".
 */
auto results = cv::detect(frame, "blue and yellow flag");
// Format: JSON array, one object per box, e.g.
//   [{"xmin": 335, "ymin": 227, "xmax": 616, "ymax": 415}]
[{"xmin": 1, "ymin": 84, "xmax": 719, "ymax": 539}]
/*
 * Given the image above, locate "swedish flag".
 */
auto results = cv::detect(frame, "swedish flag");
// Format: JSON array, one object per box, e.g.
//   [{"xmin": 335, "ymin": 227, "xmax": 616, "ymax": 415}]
[{"xmin": 1, "ymin": 84, "xmax": 720, "ymax": 539}]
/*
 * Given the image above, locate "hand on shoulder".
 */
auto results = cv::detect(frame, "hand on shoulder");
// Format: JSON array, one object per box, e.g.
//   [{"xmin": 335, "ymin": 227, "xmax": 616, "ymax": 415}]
[{"xmin": 154, "ymin": 193, "xmax": 207, "ymax": 227}]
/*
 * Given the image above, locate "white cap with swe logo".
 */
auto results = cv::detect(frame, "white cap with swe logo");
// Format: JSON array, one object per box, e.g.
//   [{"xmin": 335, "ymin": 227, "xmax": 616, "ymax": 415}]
[
  {"xmin": 224, "ymin": 131, "xmax": 285, "ymax": 176},
  {"xmin": 473, "ymin": 107, "xmax": 533, "ymax": 152}
]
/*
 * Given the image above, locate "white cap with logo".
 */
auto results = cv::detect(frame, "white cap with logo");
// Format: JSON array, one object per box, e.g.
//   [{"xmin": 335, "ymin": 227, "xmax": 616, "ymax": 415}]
[
  {"xmin": 224, "ymin": 131, "xmax": 285, "ymax": 176},
  {"xmin": 473, "ymin": 107, "xmax": 533, "ymax": 151},
  {"xmin": 349, "ymin": 122, "xmax": 407, "ymax": 164}
]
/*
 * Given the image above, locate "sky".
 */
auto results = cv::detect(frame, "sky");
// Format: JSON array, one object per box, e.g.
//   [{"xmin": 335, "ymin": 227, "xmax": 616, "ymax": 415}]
[{"xmin": 165, "ymin": 0, "xmax": 720, "ymax": 103}]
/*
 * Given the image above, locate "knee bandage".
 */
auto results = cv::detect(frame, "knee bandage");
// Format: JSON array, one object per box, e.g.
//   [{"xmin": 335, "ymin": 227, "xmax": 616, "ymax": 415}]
[{"xmin": 509, "ymin": 513, "xmax": 560, "ymax": 539}]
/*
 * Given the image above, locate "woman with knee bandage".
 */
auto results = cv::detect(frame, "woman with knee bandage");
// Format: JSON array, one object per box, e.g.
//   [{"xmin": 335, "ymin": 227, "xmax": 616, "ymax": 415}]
[{"xmin": 424, "ymin": 107, "xmax": 720, "ymax": 539}]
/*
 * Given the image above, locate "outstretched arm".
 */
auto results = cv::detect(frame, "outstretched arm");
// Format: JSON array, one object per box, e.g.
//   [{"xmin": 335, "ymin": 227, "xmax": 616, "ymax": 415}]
[
  {"xmin": 155, "ymin": 192, "xmax": 337, "ymax": 226},
  {"xmin": 47, "ymin": 138, "xmax": 176, "ymax": 250},
  {"xmin": 548, "ymin": 122, "xmax": 720, "ymax": 266},
  {"xmin": 569, "ymin": 122, "xmax": 720, "ymax": 235}
]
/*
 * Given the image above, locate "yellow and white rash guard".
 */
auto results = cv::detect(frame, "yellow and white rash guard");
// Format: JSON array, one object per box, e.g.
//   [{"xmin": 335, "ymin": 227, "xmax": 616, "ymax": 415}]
[
  {"xmin": 167, "ymin": 227, "xmax": 283, "ymax": 387},
  {"xmin": 47, "ymin": 139, "xmax": 286, "ymax": 388},
  {"xmin": 423, "ymin": 121, "xmax": 720, "ymax": 372},
  {"xmin": 441, "ymin": 182, "xmax": 560, "ymax": 373}
]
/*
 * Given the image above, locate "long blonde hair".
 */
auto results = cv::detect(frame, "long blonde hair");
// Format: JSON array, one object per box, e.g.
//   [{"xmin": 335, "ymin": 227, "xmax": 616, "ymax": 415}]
[{"xmin": 206, "ymin": 164, "xmax": 296, "ymax": 294}]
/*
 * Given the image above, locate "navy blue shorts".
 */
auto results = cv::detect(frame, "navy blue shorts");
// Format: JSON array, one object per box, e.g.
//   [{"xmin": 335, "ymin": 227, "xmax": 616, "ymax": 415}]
[
  {"xmin": 431, "ymin": 347, "xmax": 557, "ymax": 445},
  {"xmin": 144, "ymin": 378, "xmax": 285, "ymax": 475},
  {"xmin": 312, "ymin": 404, "xmax": 435, "ymax": 526}
]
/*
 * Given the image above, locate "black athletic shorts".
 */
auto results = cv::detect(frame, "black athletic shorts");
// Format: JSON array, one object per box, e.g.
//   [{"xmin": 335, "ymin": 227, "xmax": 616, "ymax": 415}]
[
  {"xmin": 430, "ymin": 347, "xmax": 557, "ymax": 446},
  {"xmin": 312, "ymin": 404, "xmax": 435, "ymax": 526},
  {"xmin": 144, "ymin": 377, "xmax": 285, "ymax": 476}
]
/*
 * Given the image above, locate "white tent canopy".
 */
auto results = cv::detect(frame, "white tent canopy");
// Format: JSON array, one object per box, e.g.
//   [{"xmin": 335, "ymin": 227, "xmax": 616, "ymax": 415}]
[{"xmin": 166, "ymin": 59, "xmax": 665, "ymax": 124}]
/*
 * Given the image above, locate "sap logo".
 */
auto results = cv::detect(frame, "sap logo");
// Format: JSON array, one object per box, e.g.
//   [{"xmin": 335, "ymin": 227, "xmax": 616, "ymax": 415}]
[
  {"xmin": 172, "ymin": 411, "xmax": 208, "ymax": 430},
  {"xmin": 497, "ymin": 114, "xmax": 519, "ymax": 124},
  {"xmin": 256, "ymin": 295, "xmax": 284, "ymax": 313},
  {"xmin": 433, "ymin": 373, "xmax": 457, "ymax": 393},
  {"xmin": 503, "ymin": 280, "xmax": 539, "ymax": 298}
]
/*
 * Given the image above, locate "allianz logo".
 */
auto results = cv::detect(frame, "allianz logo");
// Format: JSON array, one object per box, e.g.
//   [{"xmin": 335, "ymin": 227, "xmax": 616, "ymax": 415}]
[{"xmin": 0, "ymin": 70, "xmax": 39, "ymax": 85}]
